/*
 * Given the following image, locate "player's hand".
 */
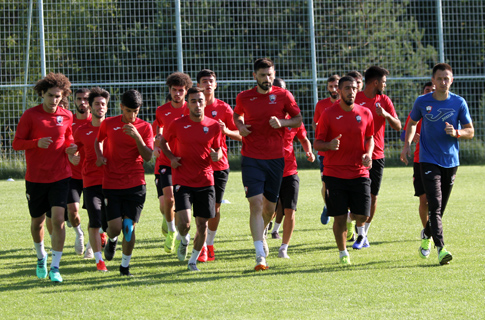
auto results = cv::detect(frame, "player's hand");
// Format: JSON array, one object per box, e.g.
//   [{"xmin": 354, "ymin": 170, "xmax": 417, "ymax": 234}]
[
  {"xmin": 444, "ymin": 122, "xmax": 457, "ymax": 137},
  {"xmin": 269, "ymin": 116, "xmax": 282, "ymax": 129},
  {"xmin": 154, "ymin": 134, "xmax": 162, "ymax": 148},
  {"xmin": 306, "ymin": 151, "xmax": 316, "ymax": 162},
  {"xmin": 412, "ymin": 132, "xmax": 420, "ymax": 144},
  {"xmin": 65, "ymin": 143, "xmax": 78, "ymax": 155},
  {"xmin": 70, "ymin": 152, "xmax": 81, "ymax": 166},
  {"xmin": 239, "ymin": 124, "xmax": 252, "ymax": 137},
  {"xmin": 210, "ymin": 148, "xmax": 221, "ymax": 162},
  {"xmin": 96, "ymin": 156, "xmax": 107, "ymax": 167},
  {"xmin": 375, "ymin": 103, "xmax": 388, "ymax": 118},
  {"xmin": 171, "ymin": 157, "xmax": 182, "ymax": 169},
  {"xmin": 123, "ymin": 123, "xmax": 141, "ymax": 139},
  {"xmin": 362, "ymin": 154, "xmax": 372, "ymax": 168},
  {"xmin": 329, "ymin": 134, "xmax": 342, "ymax": 150},
  {"xmin": 218, "ymin": 120, "xmax": 227, "ymax": 134},
  {"xmin": 37, "ymin": 137, "xmax": 53, "ymax": 149},
  {"xmin": 153, "ymin": 146, "xmax": 161, "ymax": 158},
  {"xmin": 400, "ymin": 145, "xmax": 411, "ymax": 165}
]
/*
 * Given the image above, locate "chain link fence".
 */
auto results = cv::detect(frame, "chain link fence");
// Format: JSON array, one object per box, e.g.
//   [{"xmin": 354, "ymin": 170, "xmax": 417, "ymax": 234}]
[{"xmin": 1, "ymin": 0, "xmax": 484, "ymax": 177}]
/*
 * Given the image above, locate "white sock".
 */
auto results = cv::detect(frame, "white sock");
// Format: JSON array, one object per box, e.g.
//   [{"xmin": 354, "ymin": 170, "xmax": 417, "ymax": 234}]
[
  {"xmin": 121, "ymin": 253, "xmax": 132, "ymax": 268},
  {"xmin": 206, "ymin": 229, "xmax": 217, "ymax": 246},
  {"xmin": 357, "ymin": 226, "xmax": 366, "ymax": 237},
  {"xmin": 50, "ymin": 250, "xmax": 63, "ymax": 269},
  {"xmin": 280, "ymin": 243, "xmax": 288, "ymax": 251},
  {"xmin": 364, "ymin": 222, "xmax": 371, "ymax": 234},
  {"xmin": 181, "ymin": 234, "xmax": 190, "ymax": 245},
  {"xmin": 273, "ymin": 222, "xmax": 281, "ymax": 233},
  {"xmin": 34, "ymin": 241, "xmax": 47, "ymax": 260},
  {"xmin": 176, "ymin": 232, "xmax": 182, "ymax": 241},
  {"xmin": 110, "ymin": 236, "xmax": 118, "ymax": 242},
  {"xmin": 167, "ymin": 220, "xmax": 176, "ymax": 233},
  {"xmin": 346, "ymin": 213, "xmax": 353, "ymax": 223},
  {"xmin": 188, "ymin": 249, "xmax": 200, "ymax": 264},
  {"xmin": 339, "ymin": 249, "xmax": 349, "ymax": 258},
  {"xmin": 254, "ymin": 240, "xmax": 265, "ymax": 257},
  {"xmin": 99, "ymin": 229, "xmax": 104, "ymax": 234},
  {"xmin": 94, "ymin": 251, "xmax": 103, "ymax": 264},
  {"xmin": 73, "ymin": 224, "xmax": 83, "ymax": 236}
]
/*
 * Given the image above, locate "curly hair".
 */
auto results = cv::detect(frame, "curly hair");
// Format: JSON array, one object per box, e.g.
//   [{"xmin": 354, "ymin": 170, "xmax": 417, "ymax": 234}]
[
  {"xmin": 166, "ymin": 72, "xmax": 193, "ymax": 89},
  {"xmin": 33, "ymin": 72, "xmax": 72, "ymax": 97}
]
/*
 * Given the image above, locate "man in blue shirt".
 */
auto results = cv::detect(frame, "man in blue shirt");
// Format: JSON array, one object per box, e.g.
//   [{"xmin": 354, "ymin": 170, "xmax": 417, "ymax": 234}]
[{"xmin": 401, "ymin": 63, "xmax": 474, "ymax": 265}]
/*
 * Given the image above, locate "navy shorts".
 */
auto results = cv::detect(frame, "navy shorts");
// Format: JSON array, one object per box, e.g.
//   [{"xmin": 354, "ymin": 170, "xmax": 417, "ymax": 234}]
[
  {"xmin": 67, "ymin": 178, "xmax": 83, "ymax": 204},
  {"xmin": 84, "ymin": 185, "xmax": 106, "ymax": 230},
  {"xmin": 103, "ymin": 185, "xmax": 146, "ymax": 223},
  {"xmin": 369, "ymin": 158, "xmax": 385, "ymax": 196},
  {"xmin": 241, "ymin": 156, "xmax": 284, "ymax": 203},
  {"xmin": 174, "ymin": 185, "xmax": 216, "ymax": 219},
  {"xmin": 413, "ymin": 162, "xmax": 426, "ymax": 197},
  {"xmin": 279, "ymin": 174, "xmax": 299, "ymax": 210},
  {"xmin": 25, "ymin": 178, "xmax": 70, "ymax": 218},
  {"xmin": 322, "ymin": 175, "xmax": 371, "ymax": 217},
  {"xmin": 214, "ymin": 169, "xmax": 229, "ymax": 204}
]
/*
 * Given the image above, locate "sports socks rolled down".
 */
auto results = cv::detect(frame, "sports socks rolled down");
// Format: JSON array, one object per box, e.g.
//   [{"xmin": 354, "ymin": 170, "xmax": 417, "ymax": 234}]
[{"xmin": 254, "ymin": 240, "xmax": 265, "ymax": 257}]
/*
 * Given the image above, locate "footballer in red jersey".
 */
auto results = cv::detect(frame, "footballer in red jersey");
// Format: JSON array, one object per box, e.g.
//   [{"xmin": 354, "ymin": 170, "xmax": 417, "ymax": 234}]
[
  {"xmin": 12, "ymin": 73, "xmax": 77, "ymax": 282},
  {"xmin": 233, "ymin": 58, "xmax": 302, "ymax": 271},
  {"xmin": 72, "ymin": 87, "xmax": 110, "ymax": 272},
  {"xmin": 353, "ymin": 66, "xmax": 401, "ymax": 243},
  {"xmin": 314, "ymin": 76, "xmax": 374, "ymax": 265},
  {"xmin": 195, "ymin": 69, "xmax": 242, "ymax": 262},
  {"xmin": 153, "ymin": 72, "xmax": 192, "ymax": 254},
  {"xmin": 95, "ymin": 89, "xmax": 153, "ymax": 277},
  {"xmin": 161, "ymin": 87, "xmax": 222, "ymax": 271}
]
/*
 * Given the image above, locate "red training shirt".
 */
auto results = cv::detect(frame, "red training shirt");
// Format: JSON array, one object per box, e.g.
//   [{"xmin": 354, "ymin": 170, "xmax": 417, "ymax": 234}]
[
  {"xmin": 283, "ymin": 121, "xmax": 307, "ymax": 177},
  {"xmin": 155, "ymin": 102, "xmax": 187, "ymax": 167},
  {"xmin": 70, "ymin": 113, "xmax": 92, "ymax": 179},
  {"xmin": 73, "ymin": 123, "xmax": 103, "ymax": 188},
  {"xmin": 313, "ymin": 97, "xmax": 337, "ymax": 157},
  {"xmin": 404, "ymin": 112, "xmax": 422, "ymax": 163}
]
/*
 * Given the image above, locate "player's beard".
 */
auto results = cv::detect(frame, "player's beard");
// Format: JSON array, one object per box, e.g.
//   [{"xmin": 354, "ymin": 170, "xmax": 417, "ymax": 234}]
[
  {"xmin": 376, "ymin": 90, "xmax": 383, "ymax": 95},
  {"xmin": 330, "ymin": 92, "xmax": 339, "ymax": 100},
  {"xmin": 76, "ymin": 105, "xmax": 86, "ymax": 114},
  {"xmin": 257, "ymin": 80, "xmax": 272, "ymax": 91},
  {"xmin": 342, "ymin": 97, "xmax": 354, "ymax": 106}
]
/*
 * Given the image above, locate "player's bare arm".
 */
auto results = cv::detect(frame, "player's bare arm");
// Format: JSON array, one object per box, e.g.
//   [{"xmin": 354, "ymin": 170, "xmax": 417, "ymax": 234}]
[
  {"xmin": 233, "ymin": 112, "xmax": 252, "ymax": 136},
  {"xmin": 65, "ymin": 143, "xmax": 78, "ymax": 155},
  {"xmin": 123, "ymin": 123, "xmax": 152, "ymax": 162},
  {"xmin": 37, "ymin": 137, "xmax": 53, "ymax": 149},
  {"xmin": 160, "ymin": 136, "xmax": 181, "ymax": 168},
  {"xmin": 270, "ymin": 112, "xmax": 302, "ymax": 129},
  {"xmin": 210, "ymin": 147, "xmax": 223, "ymax": 162},
  {"xmin": 94, "ymin": 137, "xmax": 107, "ymax": 166},
  {"xmin": 314, "ymin": 134, "xmax": 342, "ymax": 152},
  {"xmin": 219, "ymin": 119, "xmax": 242, "ymax": 141},
  {"xmin": 68, "ymin": 151, "xmax": 81, "ymax": 166},
  {"xmin": 445, "ymin": 122, "xmax": 474, "ymax": 139},
  {"xmin": 376, "ymin": 105, "xmax": 402, "ymax": 131},
  {"xmin": 362, "ymin": 135, "xmax": 374, "ymax": 168},
  {"xmin": 400, "ymin": 119, "xmax": 418, "ymax": 165},
  {"xmin": 298, "ymin": 137, "xmax": 315, "ymax": 162}
]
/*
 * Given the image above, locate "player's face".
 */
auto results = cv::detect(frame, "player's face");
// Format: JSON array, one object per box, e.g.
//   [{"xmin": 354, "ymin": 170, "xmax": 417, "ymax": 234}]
[
  {"xmin": 432, "ymin": 70, "xmax": 453, "ymax": 94},
  {"xmin": 376, "ymin": 76, "xmax": 387, "ymax": 95},
  {"xmin": 198, "ymin": 76, "xmax": 217, "ymax": 96},
  {"xmin": 90, "ymin": 96, "xmax": 108, "ymax": 119},
  {"xmin": 338, "ymin": 80, "xmax": 358, "ymax": 106},
  {"xmin": 120, "ymin": 105, "xmax": 140, "ymax": 123},
  {"xmin": 356, "ymin": 78, "xmax": 364, "ymax": 91},
  {"xmin": 253, "ymin": 67, "xmax": 275, "ymax": 92},
  {"xmin": 169, "ymin": 86, "xmax": 187, "ymax": 104},
  {"xmin": 423, "ymin": 85, "xmax": 435, "ymax": 94},
  {"xmin": 327, "ymin": 80, "xmax": 339, "ymax": 100},
  {"xmin": 75, "ymin": 92, "xmax": 90, "ymax": 114},
  {"xmin": 188, "ymin": 92, "xmax": 206, "ymax": 118},
  {"xmin": 42, "ymin": 87, "xmax": 63, "ymax": 113}
]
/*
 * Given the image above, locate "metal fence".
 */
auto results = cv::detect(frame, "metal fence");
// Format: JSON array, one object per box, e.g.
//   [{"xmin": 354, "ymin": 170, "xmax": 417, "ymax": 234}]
[{"xmin": 1, "ymin": 0, "xmax": 484, "ymax": 176}]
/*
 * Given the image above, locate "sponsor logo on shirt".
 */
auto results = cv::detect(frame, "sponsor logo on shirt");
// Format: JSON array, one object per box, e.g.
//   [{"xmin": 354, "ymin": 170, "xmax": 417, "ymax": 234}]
[
  {"xmin": 269, "ymin": 94, "xmax": 277, "ymax": 104},
  {"xmin": 203, "ymin": 126, "xmax": 209, "ymax": 134},
  {"xmin": 336, "ymin": 115, "xmax": 343, "ymax": 120},
  {"xmin": 356, "ymin": 115, "xmax": 361, "ymax": 123},
  {"xmin": 86, "ymin": 131, "xmax": 94, "ymax": 135},
  {"xmin": 250, "ymin": 97, "xmax": 257, "ymax": 101},
  {"xmin": 424, "ymin": 108, "xmax": 455, "ymax": 122},
  {"xmin": 165, "ymin": 112, "xmax": 171, "ymax": 116},
  {"xmin": 56, "ymin": 116, "xmax": 64, "ymax": 126},
  {"xmin": 184, "ymin": 125, "xmax": 191, "ymax": 129},
  {"xmin": 113, "ymin": 127, "xmax": 122, "ymax": 130},
  {"xmin": 211, "ymin": 110, "xmax": 217, "ymax": 118},
  {"xmin": 360, "ymin": 102, "xmax": 366, "ymax": 105}
]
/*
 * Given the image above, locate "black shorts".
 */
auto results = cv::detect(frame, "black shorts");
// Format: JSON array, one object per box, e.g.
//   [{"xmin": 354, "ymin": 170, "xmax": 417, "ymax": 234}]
[
  {"xmin": 322, "ymin": 175, "xmax": 371, "ymax": 217},
  {"xmin": 279, "ymin": 174, "xmax": 299, "ymax": 210},
  {"xmin": 154, "ymin": 174, "xmax": 163, "ymax": 198},
  {"xmin": 103, "ymin": 185, "xmax": 146, "ymax": 223},
  {"xmin": 84, "ymin": 185, "xmax": 106, "ymax": 229},
  {"xmin": 157, "ymin": 165, "xmax": 173, "ymax": 196},
  {"xmin": 413, "ymin": 162, "xmax": 426, "ymax": 197},
  {"xmin": 241, "ymin": 156, "xmax": 284, "ymax": 202},
  {"xmin": 369, "ymin": 158, "xmax": 385, "ymax": 196},
  {"xmin": 319, "ymin": 155, "xmax": 325, "ymax": 181},
  {"xmin": 67, "ymin": 178, "xmax": 83, "ymax": 204},
  {"xmin": 25, "ymin": 178, "xmax": 70, "ymax": 218},
  {"xmin": 174, "ymin": 185, "xmax": 216, "ymax": 219},
  {"xmin": 214, "ymin": 169, "xmax": 229, "ymax": 204}
]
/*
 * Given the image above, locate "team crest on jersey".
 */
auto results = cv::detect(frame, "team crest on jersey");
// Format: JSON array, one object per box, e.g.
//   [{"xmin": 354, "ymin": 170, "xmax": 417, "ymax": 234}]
[
  {"xmin": 203, "ymin": 126, "xmax": 209, "ymax": 134},
  {"xmin": 426, "ymin": 106, "xmax": 432, "ymax": 113},
  {"xmin": 356, "ymin": 115, "xmax": 362, "ymax": 123},
  {"xmin": 269, "ymin": 94, "xmax": 277, "ymax": 104},
  {"xmin": 211, "ymin": 110, "xmax": 217, "ymax": 118},
  {"xmin": 56, "ymin": 116, "xmax": 64, "ymax": 126},
  {"xmin": 175, "ymin": 185, "xmax": 181, "ymax": 192}
]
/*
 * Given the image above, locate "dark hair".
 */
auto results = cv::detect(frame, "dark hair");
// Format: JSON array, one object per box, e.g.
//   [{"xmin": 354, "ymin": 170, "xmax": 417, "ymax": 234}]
[
  {"xmin": 364, "ymin": 66, "xmax": 389, "ymax": 84},
  {"xmin": 59, "ymin": 96, "xmax": 69, "ymax": 108},
  {"xmin": 432, "ymin": 63, "xmax": 453, "ymax": 77},
  {"xmin": 34, "ymin": 72, "xmax": 72, "ymax": 97},
  {"xmin": 422, "ymin": 81, "xmax": 433, "ymax": 92},
  {"xmin": 74, "ymin": 88, "xmax": 90, "ymax": 96},
  {"xmin": 165, "ymin": 93, "xmax": 172, "ymax": 103},
  {"xmin": 327, "ymin": 74, "xmax": 340, "ymax": 83},
  {"xmin": 121, "ymin": 89, "xmax": 143, "ymax": 109},
  {"xmin": 166, "ymin": 72, "xmax": 193, "ymax": 89},
  {"xmin": 254, "ymin": 58, "xmax": 274, "ymax": 72},
  {"xmin": 338, "ymin": 76, "xmax": 356, "ymax": 89},
  {"xmin": 187, "ymin": 87, "xmax": 205, "ymax": 96},
  {"xmin": 88, "ymin": 87, "xmax": 110, "ymax": 106},
  {"xmin": 196, "ymin": 69, "xmax": 216, "ymax": 83},
  {"xmin": 273, "ymin": 78, "xmax": 286, "ymax": 90},
  {"xmin": 346, "ymin": 70, "xmax": 363, "ymax": 81}
]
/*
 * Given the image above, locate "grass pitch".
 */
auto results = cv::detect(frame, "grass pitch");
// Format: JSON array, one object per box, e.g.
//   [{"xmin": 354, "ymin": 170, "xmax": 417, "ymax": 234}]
[{"xmin": 0, "ymin": 166, "xmax": 484, "ymax": 319}]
